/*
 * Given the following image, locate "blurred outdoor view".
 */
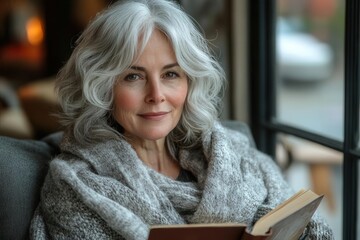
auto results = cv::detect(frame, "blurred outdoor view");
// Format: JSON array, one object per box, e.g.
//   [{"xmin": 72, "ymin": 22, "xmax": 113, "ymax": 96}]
[{"xmin": 275, "ymin": 0, "xmax": 345, "ymax": 239}]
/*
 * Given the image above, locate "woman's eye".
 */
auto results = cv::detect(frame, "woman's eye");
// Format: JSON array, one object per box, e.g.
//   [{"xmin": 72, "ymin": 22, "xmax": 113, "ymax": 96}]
[
  {"xmin": 124, "ymin": 74, "xmax": 141, "ymax": 81},
  {"xmin": 163, "ymin": 71, "xmax": 179, "ymax": 79}
]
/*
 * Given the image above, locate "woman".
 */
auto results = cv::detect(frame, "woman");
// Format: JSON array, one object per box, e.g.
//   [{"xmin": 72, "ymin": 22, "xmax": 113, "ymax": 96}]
[{"xmin": 30, "ymin": 0, "xmax": 334, "ymax": 239}]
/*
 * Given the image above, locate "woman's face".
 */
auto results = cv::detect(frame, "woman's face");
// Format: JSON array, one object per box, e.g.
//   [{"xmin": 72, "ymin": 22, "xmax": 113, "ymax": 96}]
[{"xmin": 113, "ymin": 29, "xmax": 188, "ymax": 142}]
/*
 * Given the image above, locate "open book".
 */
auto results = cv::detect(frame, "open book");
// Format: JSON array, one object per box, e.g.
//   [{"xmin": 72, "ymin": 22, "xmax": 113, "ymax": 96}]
[{"xmin": 148, "ymin": 189, "xmax": 323, "ymax": 240}]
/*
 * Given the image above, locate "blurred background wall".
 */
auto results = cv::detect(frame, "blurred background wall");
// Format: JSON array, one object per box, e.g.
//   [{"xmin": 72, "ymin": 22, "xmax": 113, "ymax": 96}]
[{"xmin": 0, "ymin": 0, "xmax": 248, "ymax": 139}]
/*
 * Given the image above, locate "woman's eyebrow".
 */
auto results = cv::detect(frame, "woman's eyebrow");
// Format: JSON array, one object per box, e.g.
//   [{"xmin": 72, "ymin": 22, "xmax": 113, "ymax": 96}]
[
  {"xmin": 129, "ymin": 63, "xmax": 179, "ymax": 72},
  {"xmin": 130, "ymin": 66, "xmax": 146, "ymax": 71},
  {"xmin": 163, "ymin": 63, "xmax": 179, "ymax": 69}
]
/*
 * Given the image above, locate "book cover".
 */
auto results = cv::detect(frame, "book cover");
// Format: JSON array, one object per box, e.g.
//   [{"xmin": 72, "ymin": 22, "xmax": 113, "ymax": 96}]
[
  {"xmin": 148, "ymin": 223, "xmax": 248, "ymax": 240},
  {"xmin": 147, "ymin": 189, "xmax": 322, "ymax": 240}
]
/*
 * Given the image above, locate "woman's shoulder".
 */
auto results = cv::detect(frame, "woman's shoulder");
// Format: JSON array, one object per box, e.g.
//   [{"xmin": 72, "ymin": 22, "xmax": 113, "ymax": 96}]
[
  {"xmin": 214, "ymin": 121, "xmax": 281, "ymax": 170},
  {"xmin": 43, "ymin": 151, "xmax": 124, "ymax": 208},
  {"xmin": 213, "ymin": 121, "xmax": 254, "ymax": 148}
]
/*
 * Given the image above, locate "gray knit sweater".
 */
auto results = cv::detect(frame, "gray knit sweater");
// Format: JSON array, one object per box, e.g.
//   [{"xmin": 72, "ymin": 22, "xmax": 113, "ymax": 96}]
[{"xmin": 30, "ymin": 122, "xmax": 334, "ymax": 239}]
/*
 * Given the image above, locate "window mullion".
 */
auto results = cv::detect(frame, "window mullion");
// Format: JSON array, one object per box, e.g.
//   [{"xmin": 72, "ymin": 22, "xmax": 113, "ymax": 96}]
[
  {"xmin": 248, "ymin": 0, "xmax": 276, "ymax": 156},
  {"xmin": 343, "ymin": 0, "xmax": 360, "ymax": 239}
]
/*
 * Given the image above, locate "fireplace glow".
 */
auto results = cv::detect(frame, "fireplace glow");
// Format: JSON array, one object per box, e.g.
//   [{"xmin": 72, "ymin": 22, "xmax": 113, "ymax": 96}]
[{"xmin": 26, "ymin": 17, "xmax": 44, "ymax": 46}]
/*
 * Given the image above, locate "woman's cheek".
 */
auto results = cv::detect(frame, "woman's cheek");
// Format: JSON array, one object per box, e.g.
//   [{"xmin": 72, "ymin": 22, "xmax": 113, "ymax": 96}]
[{"xmin": 114, "ymin": 89, "xmax": 140, "ymax": 112}]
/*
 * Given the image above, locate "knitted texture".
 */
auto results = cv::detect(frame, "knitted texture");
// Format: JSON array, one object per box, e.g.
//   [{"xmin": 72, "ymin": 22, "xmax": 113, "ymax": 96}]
[{"xmin": 30, "ymin": 122, "xmax": 334, "ymax": 239}]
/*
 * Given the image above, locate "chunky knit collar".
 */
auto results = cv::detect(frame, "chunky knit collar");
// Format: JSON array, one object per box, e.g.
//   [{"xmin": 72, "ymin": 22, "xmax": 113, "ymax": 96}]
[{"xmin": 31, "ymin": 122, "xmax": 333, "ymax": 239}]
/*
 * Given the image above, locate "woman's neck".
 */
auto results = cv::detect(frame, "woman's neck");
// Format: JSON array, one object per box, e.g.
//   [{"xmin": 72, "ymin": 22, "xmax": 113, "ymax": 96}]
[{"xmin": 128, "ymin": 137, "xmax": 181, "ymax": 179}]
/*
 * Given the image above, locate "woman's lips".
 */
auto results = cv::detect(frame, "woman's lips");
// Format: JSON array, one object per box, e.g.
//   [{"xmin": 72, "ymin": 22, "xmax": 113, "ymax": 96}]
[{"xmin": 138, "ymin": 112, "xmax": 169, "ymax": 120}]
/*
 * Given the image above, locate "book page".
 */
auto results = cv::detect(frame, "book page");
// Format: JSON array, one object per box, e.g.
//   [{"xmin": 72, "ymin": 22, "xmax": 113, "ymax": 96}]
[{"xmin": 251, "ymin": 189, "xmax": 322, "ymax": 236}]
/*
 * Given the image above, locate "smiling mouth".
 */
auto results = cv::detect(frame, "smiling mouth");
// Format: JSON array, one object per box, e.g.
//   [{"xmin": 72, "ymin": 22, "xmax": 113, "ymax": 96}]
[{"xmin": 138, "ymin": 112, "xmax": 169, "ymax": 120}]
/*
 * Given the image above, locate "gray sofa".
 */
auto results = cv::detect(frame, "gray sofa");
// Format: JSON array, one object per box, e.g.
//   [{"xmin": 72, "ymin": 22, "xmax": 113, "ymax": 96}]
[
  {"xmin": 0, "ymin": 132, "xmax": 62, "ymax": 240},
  {"xmin": 0, "ymin": 121, "xmax": 254, "ymax": 240}
]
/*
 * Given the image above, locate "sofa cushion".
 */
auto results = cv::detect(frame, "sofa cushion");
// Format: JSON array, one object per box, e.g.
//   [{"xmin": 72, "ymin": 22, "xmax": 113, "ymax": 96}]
[{"xmin": 0, "ymin": 132, "xmax": 62, "ymax": 240}]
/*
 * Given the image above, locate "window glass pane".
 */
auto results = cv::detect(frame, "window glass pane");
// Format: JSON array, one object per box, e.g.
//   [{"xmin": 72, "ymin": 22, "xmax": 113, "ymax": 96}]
[
  {"xmin": 275, "ymin": 0, "xmax": 345, "ymax": 141},
  {"xmin": 276, "ymin": 134, "xmax": 343, "ymax": 239}
]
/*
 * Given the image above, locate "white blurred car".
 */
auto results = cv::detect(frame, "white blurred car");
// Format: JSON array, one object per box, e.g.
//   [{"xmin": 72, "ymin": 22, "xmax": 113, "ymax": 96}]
[{"xmin": 276, "ymin": 18, "xmax": 333, "ymax": 82}]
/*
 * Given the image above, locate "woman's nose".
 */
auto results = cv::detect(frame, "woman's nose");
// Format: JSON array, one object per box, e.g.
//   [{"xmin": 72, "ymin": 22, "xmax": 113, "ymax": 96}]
[{"xmin": 145, "ymin": 79, "xmax": 165, "ymax": 104}]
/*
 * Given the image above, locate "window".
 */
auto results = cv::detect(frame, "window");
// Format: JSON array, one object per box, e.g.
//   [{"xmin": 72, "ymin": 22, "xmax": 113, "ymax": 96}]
[{"xmin": 248, "ymin": 0, "xmax": 358, "ymax": 239}]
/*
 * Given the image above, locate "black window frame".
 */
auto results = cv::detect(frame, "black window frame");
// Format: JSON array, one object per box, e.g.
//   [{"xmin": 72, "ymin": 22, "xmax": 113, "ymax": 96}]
[{"xmin": 248, "ymin": 0, "xmax": 359, "ymax": 239}]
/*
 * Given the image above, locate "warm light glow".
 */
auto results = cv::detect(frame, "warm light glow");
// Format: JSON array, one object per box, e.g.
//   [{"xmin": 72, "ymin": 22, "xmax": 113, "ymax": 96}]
[{"xmin": 26, "ymin": 17, "xmax": 44, "ymax": 46}]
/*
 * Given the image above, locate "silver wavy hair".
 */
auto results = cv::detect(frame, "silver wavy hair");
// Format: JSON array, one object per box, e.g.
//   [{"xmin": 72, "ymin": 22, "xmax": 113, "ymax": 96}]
[{"xmin": 56, "ymin": 0, "xmax": 226, "ymax": 149}]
